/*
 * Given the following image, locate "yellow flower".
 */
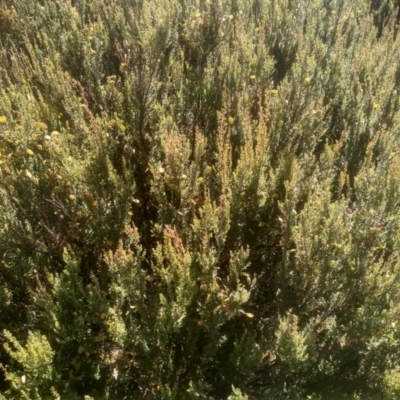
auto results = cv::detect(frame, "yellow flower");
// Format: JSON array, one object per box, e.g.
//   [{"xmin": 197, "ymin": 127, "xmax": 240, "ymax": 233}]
[
  {"xmin": 0, "ymin": 116, "xmax": 6, "ymax": 125},
  {"xmin": 26, "ymin": 149, "xmax": 34, "ymax": 156},
  {"xmin": 34, "ymin": 122, "xmax": 48, "ymax": 131},
  {"xmin": 71, "ymin": 7, "xmax": 79, "ymax": 18}
]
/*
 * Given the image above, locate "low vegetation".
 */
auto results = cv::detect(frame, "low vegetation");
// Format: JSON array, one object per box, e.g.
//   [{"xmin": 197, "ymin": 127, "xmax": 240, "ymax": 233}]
[{"xmin": 1, "ymin": 0, "xmax": 400, "ymax": 398}]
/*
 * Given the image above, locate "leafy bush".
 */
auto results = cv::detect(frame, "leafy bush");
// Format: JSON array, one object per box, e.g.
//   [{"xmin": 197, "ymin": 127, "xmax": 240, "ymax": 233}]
[{"xmin": 1, "ymin": 0, "xmax": 400, "ymax": 398}]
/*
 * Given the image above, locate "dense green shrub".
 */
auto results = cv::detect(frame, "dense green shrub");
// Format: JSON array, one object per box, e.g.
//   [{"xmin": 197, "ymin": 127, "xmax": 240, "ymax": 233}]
[{"xmin": 2, "ymin": 0, "xmax": 400, "ymax": 398}]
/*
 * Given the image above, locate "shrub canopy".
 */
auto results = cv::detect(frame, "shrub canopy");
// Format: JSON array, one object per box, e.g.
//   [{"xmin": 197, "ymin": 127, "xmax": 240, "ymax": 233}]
[{"xmin": 2, "ymin": 0, "xmax": 400, "ymax": 398}]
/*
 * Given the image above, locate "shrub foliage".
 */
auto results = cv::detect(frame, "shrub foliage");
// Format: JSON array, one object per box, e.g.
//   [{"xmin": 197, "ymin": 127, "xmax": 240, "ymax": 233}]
[{"xmin": 1, "ymin": 0, "xmax": 400, "ymax": 398}]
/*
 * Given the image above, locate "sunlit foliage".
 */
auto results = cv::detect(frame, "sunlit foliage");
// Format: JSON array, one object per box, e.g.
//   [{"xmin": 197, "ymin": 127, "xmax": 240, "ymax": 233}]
[{"xmin": 1, "ymin": 0, "xmax": 400, "ymax": 398}]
